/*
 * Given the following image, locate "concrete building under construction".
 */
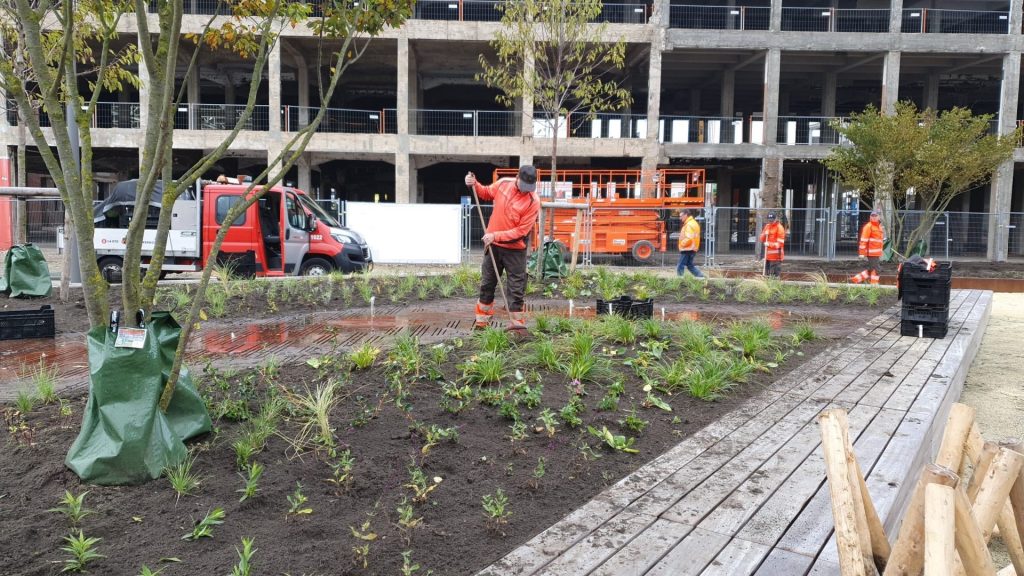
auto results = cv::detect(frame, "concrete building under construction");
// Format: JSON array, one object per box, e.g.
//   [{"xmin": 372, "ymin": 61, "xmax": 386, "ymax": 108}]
[{"xmin": 3, "ymin": 0, "xmax": 1024, "ymax": 260}]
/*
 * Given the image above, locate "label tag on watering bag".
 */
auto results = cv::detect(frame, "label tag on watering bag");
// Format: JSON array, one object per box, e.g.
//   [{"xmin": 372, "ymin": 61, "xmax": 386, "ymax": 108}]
[{"xmin": 114, "ymin": 327, "xmax": 148, "ymax": 349}]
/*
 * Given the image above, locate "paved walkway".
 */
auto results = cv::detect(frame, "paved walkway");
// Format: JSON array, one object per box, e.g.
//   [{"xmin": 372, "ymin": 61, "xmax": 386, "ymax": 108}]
[{"xmin": 478, "ymin": 289, "xmax": 992, "ymax": 576}]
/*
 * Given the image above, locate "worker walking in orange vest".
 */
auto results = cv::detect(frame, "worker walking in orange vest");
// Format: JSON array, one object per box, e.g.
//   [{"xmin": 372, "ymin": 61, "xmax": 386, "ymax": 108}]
[
  {"xmin": 759, "ymin": 212, "xmax": 786, "ymax": 277},
  {"xmin": 676, "ymin": 209, "xmax": 704, "ymax": 278},
  {"xmin": 465, "ymin": 166, "xmax": 541, "ymax": 332},
  {"xmin": 851, "ymin": 210, "xmax": 885, "ymax": 285}
]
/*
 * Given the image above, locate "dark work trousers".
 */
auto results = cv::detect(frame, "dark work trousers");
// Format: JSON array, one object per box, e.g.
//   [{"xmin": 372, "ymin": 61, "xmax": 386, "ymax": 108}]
[
  {"xmin": 479, "ymin": 245, "xmax": 527, "ymax": 312},
  {"xmin": 764, "ymin": 260, "xmax": 782, "ymax": 277}
]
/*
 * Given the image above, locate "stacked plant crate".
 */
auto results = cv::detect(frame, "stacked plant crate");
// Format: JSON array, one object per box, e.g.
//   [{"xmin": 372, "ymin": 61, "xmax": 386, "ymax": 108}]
[{"xmin": 899, "ymin": 261, "xmax": 952, "ymax": 338}]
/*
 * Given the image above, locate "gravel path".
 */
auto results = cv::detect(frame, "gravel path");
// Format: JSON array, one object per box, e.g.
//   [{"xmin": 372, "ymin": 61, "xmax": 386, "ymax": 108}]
[{"xmin": 961, "ymin": 293, "xmax": 1024, "ymax": 439}]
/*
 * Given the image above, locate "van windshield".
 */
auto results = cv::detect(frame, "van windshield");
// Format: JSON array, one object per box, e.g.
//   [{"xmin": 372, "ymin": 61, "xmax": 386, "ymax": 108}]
[{"xmin": 295, "ymin": 193, "xmax": 342, "ymax": 229}]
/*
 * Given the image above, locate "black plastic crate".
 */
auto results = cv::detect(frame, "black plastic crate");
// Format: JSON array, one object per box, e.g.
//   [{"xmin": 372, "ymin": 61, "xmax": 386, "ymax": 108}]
[
  {"xmin": 596, "ymin": 296, "xmax": 654, "ymax": 320},
  {"xmin": 0, "ymin": 305, "xmax": 55, "ymax": 340},
  {"xmin": 900, "ymin": 319, "xmax": 948, "ymax": 339},
  {"xmin": 900, "ymin": 261, "xmax": 952, "ymax": 305},
  {"xmin": 901, "ymin": 303, "xmax": 949, "ymax": 324}
]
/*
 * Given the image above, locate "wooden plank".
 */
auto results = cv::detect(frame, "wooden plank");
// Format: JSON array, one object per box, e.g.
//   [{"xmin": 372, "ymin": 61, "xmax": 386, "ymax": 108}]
[
  {"xmin": 739, "ymin": 406, "xmax": 904, "ymax": 550},
  {"xmin": 588, "ymin": 518, "xmax": 693, "ymax": 576},
  {"xmin": 627, "ymin": 393, "xmax": 811, "ymax": 518},
  {"xmin": 534, "ymin": 511, "xmax": 657, "ymax": 576},
  {"xmin": 660, "ymin": 399, "xmax": 833, "ymax": 527},
  {"xmin": 645, "ymin": 527, "xmax": 733, "ymax": 576},
  {"xmin": 700, "ymin": 403, "xmax": 880, "ymax": 539},
  {"xmin": 924, "ymin": 483, "xmax": 956, "ymax": 576},
  {"xmin": 699, "ymin": 537, "xmax": 772, "ymax": 576},
  {"xmin": 752, "ymin": 548, "xmax": 816, "ymax": 576}
]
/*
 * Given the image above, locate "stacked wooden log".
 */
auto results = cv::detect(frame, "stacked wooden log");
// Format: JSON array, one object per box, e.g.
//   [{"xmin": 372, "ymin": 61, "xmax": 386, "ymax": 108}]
[{"xmin": 820, "ymin": 403, "xmax": 1024, "ymax": 576}]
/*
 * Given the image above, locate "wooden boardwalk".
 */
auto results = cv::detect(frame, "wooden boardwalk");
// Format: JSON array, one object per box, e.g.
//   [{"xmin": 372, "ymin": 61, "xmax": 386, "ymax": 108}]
[{"xmin": 478, "ymin": 289, "xmax": 993, "ymax": 576}]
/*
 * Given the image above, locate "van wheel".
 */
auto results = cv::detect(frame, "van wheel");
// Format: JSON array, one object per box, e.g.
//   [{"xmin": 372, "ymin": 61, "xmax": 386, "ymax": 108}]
[
  {"xmin": 300, "ymin": 257, "xmax": 333, "ymax": 276},
  {"xmin": 98, "ymin": 257, "xmax": 124, "ymax": 284}
]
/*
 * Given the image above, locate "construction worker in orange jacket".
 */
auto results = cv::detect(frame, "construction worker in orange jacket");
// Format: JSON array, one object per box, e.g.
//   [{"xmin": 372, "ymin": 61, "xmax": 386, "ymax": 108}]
[
  {"xmin": 465, "ymin": 165, "xmax": 541, "ymax": 331},
  {"xmin": 675, "ymin": 209, "xmax": 704, "ymax": 278},
  {"xmin": 851, "ymin": 210, "xmax": 885, "ymax": 285},
  {"xmin": 759, "ymin": 212, "xmax": 786, "ymax": 277}
]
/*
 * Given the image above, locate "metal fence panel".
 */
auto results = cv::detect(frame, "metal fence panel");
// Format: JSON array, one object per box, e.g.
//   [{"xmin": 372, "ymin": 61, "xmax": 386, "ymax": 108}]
[
  {"xmin": 412, "ymin": 109, "xmax": 520, "ymax": 137},
  {"xmin": 669, "ymin": 5, "xmax": 769, "ymax": 30}
]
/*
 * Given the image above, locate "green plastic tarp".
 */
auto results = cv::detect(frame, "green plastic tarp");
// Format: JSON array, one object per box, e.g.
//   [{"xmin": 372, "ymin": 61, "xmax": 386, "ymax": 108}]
[
  {"xmin": 528, "ymin": 241, "xmax": 568, "ymax": 279},
  {"xmin": 66, "ymin": 311, "xmax": 211, "ymax": 485},
  {"xmin": 0, "ymin": 243, "xmax": 52, "ymax": 298}
]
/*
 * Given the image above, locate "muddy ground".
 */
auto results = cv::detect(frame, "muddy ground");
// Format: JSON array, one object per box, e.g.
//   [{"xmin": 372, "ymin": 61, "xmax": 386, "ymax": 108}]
[{"xmin": 0, "ymin": 306, "xmax": 871, "ymax": 576}]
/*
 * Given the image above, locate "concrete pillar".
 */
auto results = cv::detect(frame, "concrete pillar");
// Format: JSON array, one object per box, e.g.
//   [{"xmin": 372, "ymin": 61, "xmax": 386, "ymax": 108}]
[
  {"xmin": 642, "ymin": 43, "xmax": 663, "ymax": 182},
  {"xmin": 187, "ymin": 65, "xmax": 199, "ymax": 130},
  {"xmin": 888, "ymin": 0, "xmax": 904, "ymax": 34},
  {"xmin": 519, "ymin": 49, "xmax": 535, "ymax": 165},
  {"xmin": 224, "ymin": 82, "xmax": 235, "ymax": 105},
  {"xmin": 297, "ymin": 155, "xmax": 311, "ymax": 193},
  {"xmin": 770, "ymin": 0, "xmax": 782, "ymax": 32},
  {"xmin": 650, "ymin": 0, "xmax": 670, "ymax": 27},
  {"xmin": 822, "ymin": 72, "xmax": 837, "ymax": 116},
  {"xmin": 760, "ymin": 156, "xmax": 783, "ymax": 208},
  {"xmin": 297, "ymin": 60, "xmax": 309, "ymax": 127},
  {"xmin": 395, "ymin": 153, "xmax": 415, "ymax": 204},
  {"xmin": 721, "ymin": 70, "xmax": 735, "ymax": 117},
  {"xmin": 138, "ymin": 38, "xmax": 150, "ymax": 171},
  {"xmin": 924, "ymin": 74, "xmax": 939, "ymax": 111},
  {"xmin": 1010, "ymin": 0, "xmax": 1023, "ymax": 36},
  {"xmin": 881, "ymin": 51, "xmax": 901, "ymax": 115},
  {"xmin": 763, "ymin": 48, "xmax": 781, "ymax": 144},
  {"xmin": 988, "ymin": 51, "xmax": 1020, "ymax": 261},
  {"xmin": 268, "ymin": 41, "xmax": 281, "ymax": 133}
]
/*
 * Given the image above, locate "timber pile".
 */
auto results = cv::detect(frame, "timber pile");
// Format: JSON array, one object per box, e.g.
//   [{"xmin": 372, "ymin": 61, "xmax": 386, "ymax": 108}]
[{"xmin": 820, "ymin": 403, "xmax": 1024, "ymax": 576}]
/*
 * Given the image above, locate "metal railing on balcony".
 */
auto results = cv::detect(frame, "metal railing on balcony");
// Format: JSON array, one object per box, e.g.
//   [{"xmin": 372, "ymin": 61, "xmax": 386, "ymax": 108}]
[
  {"xmin": 148, "ymin": 0, "xmax": 231, "ymax": 15},
  {"xmin": 669, "ymin": 5, "xmax": 770, "ymax": 30},
  {"xmin": 781, "ymin": 7, "xmax": 890, "ymax": 32},
  {"xmin": 172, "ymin": 104, "xmax": 270, "ymax": 131},
  {"xmin": 658, "ymin": 116, "xmax": 751, "ymax": 144},
  {"xmin": 901, "ymin": 8, "xmax": 1009, "ymax": 34},
  {"xmin": 776, "ymin": 116, "xmax": 847, "ymax": 145},
  {"xmin": 413, "ymin": 0, "xmax": 648, "ymax": 23},
  {"xmin": 93, "ymin": 102, "xmax": 141, "ymax": 129},
  {"xmin": 570, "ymin": 113, "xmax": 647, "ymax": 139},
  {"xmin": 411, "ymin": 109, "xmax": 521, "ymax": 136},
  {"xmin": 283, "ymin": 106, "xmax": 397, "ymax": 134}
]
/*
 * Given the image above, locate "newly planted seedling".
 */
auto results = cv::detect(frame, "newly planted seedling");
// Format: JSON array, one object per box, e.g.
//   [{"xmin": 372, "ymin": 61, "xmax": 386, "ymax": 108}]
[
  {"xmin": 396, "ymin": 496, "xmax": 422, "ymax": 530},
  {"xmin": 413, "ymin": 422, "xmax": 459, "ymax": 455},
  {"xmin": 587, "ymin": 425, "xmax": 639, "ymax": 453},
  {"xmin": 528, "ymin": 338, "xmax": 561, "ymax": 371},
  {"xmin": 60, "ymin": 531, "xmax": 104, "ymax": 573},
  {"xmin": 792, "ymin": 322, "xmax": 817, "ymax": 345},
  {"xmin": 400, "ymin": 550, "xmax": 432, "ymax": 575},
  {"xmin": 348, "ymin": 343, "xmax": 381, "ymax": 370},
  {"xmin": 287, "ymin": 482, "xmax": 313, "ymax": 516},
  {"xmin": 14, "ymin": 389, "xmax": 36, "ymax": 413},
  {"xmin": 536, "ymin": 408, "xmax": 558, "ymax": 438},
  {"xmin": 482, "ymin": 488, "xmax": 512, "ymax": 529},
  {"xmin": 24, "ymin": 359, "xmax": 59, "ymax": 404},
  {"xmin": 461, "ymin": 351, "xmax": 508, "ymax": 385},
  {"xmin": 404, "ymin": 463, "xmax": 442, "ymax": 503},
  {"xmin": 474, "ymin": 326, "xmax": 513, "ymax": 353},
  {"xmin": 440, "ymin": 381, "xmax": 474, "ymax": 414},
  {"xmin": 230, "ymin": 537, "xmax": 256, "ymax": 576},
  {"xmin": 529, "ymin": 457, "xmax": 546, "ymax": 490},
  {"xmin": 49, "ymin": 490, "xmax": 93, "ymax": 526},
  {"xmin": 325, "ymin": 447, "xmax": 355, "ymax": 493},
  {"xmin": 728, "ymin": 319, "xmax": 775, "ymax": 359},
  {"xmin": 165, "ymin": 454, "xmax": 201, "ymax": 503},
  {"xmin": 287, "ymin": 379, "xmax": 343, "ymax": 450},
  {"xmin": 236, "ymin": 462, "xmax": 264, "ymax": 503},
  {"xmin": 620, "ymin": 405, "xmax": 649, "ymax": 434},
  {"xmin": 559, "ymin": 397, "xmax": 585, "ymax": 428},
  {"xmin": 182, "ymin": 508, "xmax": 225, "ymax": 541}
]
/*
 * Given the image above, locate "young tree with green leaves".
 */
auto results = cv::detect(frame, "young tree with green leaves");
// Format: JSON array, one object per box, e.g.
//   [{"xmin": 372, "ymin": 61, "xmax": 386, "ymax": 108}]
[
  {"xmin": 824, "ymin": 102, "xmax": 1019, "ymax": 259},
  {"xmin": 0, "ymin": 0, "xmax": 415, "ymax": 409},
  {"xmin": 477, "ymin": 0, "xmax": 632, "ymax": 192}
]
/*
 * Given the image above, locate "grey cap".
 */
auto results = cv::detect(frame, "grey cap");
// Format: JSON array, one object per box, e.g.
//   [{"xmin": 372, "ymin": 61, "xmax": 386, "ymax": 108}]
[{"xmin": 517, "ymin": 165, "xmax": 537, "ymax": 192}]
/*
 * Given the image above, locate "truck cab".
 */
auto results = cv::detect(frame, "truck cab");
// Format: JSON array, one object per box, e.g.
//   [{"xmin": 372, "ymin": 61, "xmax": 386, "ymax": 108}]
[
  {"xmin": 91, "ymin": 179, "xmax": 372, "ymax": 282},
  {"xmin": 201, "ymin": 184, "xmax": 372, "ymax": 276}
]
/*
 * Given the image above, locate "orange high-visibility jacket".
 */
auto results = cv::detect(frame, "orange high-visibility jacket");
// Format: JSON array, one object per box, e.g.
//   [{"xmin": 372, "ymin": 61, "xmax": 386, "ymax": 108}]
[
  {"xmin": 474, "ymin": 177, "xmax": 540, "ymax": 250},
  {"xmin": 760, "ymin": 221, "xmax": 786, "ymax": 261},
  {"xmin": 678, "ymin": 216, "xmax": 701, "ymax": 252},
  {"xmin": 859, "ymin": 220, "xmax": 885, "ymax": 258}
]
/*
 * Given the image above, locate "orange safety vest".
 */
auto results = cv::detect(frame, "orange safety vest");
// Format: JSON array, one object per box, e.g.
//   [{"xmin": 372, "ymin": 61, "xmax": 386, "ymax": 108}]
[
  {"xmin": 678, "ymin": 216, "xmax": 701, "ymax": 252},
  {"xmin": 759, "ymin": 221, "xmax": 786, "ymax": 261},
  {"xmin": 859, "ymin": 220, "xmax": 885, "ymax": 258}
]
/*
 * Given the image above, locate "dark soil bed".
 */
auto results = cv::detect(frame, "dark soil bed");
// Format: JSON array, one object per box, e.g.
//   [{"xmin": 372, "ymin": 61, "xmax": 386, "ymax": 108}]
[
  {"xmin": 752, "ymin": 258, "xmax": 1024, "ymax": 280},
  {"xmin": 0, "ymin": 306, "xmax": 866, "ymax": 575}
]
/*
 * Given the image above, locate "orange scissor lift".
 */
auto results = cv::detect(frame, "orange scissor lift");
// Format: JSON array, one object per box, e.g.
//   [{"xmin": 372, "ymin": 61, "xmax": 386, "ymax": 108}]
[{"xmin": 493, "ymin": 168, "xmax": 706, "ymax": 263}]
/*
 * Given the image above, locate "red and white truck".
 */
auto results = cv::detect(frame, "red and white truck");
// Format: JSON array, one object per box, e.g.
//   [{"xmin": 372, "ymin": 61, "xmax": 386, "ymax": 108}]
[{"xmin": 89, "ymin": 179, "xmax": 372, "ymax": 282}]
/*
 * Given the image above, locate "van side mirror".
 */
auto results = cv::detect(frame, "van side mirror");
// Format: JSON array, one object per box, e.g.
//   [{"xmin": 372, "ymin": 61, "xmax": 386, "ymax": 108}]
[{"xmin": 306, "ymin": 213, "xmax": 317, "ymax": 232}]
